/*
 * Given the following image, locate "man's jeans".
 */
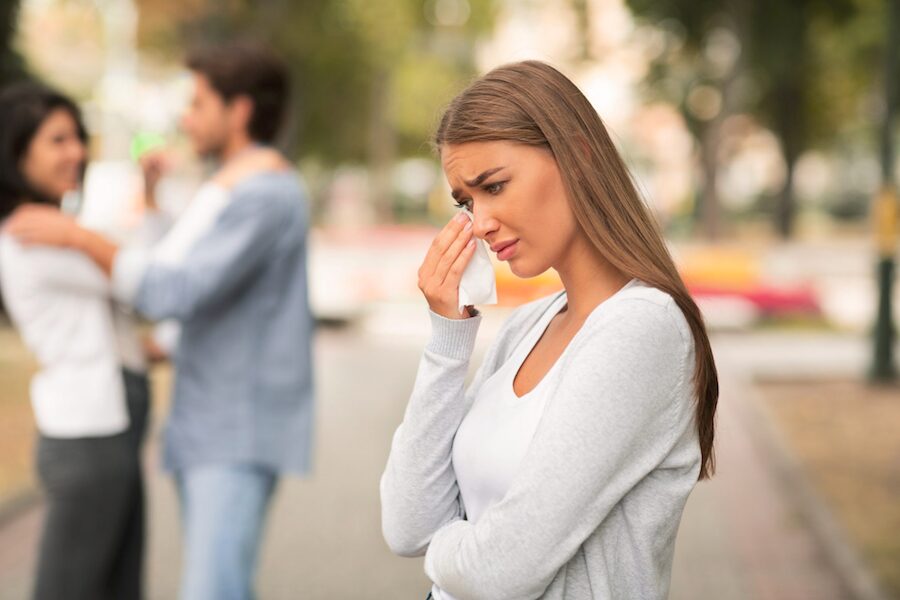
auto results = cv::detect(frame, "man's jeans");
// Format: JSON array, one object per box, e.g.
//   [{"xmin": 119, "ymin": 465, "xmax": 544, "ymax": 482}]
[{"xmin": 176, "ymin": 464, "xmax": 277, "ymax": 600}]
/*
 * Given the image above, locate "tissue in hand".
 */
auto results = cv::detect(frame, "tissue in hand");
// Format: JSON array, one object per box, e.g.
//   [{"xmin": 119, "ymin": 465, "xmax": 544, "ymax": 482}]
[{"xmin": 458, "ymin": 209, "xmax": 498, "ymax": 312}]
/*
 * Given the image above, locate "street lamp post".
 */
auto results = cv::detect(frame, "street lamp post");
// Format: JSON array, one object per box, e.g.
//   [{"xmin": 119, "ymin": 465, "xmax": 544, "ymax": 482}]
[{"xmin": 871, "ymin": 0, "xmax": 899, "ymax": 382}]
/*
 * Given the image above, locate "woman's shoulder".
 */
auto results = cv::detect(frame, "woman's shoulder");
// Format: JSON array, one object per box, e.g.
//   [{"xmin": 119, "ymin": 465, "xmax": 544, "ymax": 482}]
[
  {"xmin": 0, "ymin": 231, "xmax": 25, "ymax": 264},
  {"xmin": 587, "ymin": 279, "xmax": 692, "ymax": 351}
]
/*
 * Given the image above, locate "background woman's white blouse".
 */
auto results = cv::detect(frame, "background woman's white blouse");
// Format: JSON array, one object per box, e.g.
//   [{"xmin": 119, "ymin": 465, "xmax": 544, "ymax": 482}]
[{"xmin": 0, "ymin": 235, "xmax": 133, "ymax": 437}]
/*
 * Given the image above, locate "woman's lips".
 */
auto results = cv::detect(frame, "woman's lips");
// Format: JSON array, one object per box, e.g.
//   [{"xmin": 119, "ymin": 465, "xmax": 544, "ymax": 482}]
[{"xmin": 495, "ymin": 240, "xmax": 518, "ymax": 261}]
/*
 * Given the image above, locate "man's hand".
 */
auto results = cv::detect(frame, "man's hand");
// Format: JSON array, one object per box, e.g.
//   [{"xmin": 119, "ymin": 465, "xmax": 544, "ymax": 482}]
[
  {"xmin": 4, "ymin": 204, "xmax": 82, "ymax": 248},
  {"xmin": 4, "ymin": 204, "xmax": 119, "ymax": 276},
  {"xmin": 139, "ymin": 149, "xmax": 172, "ymax": 209}
]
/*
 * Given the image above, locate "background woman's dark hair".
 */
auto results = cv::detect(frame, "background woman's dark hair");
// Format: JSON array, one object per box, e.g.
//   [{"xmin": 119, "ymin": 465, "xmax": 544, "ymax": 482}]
[
  {"xmin": 186, "ymin": 39, "xmax": 289, "ymax": 145},
  {"xmin": 0, "ymin": 82, "xmax": 87, "ymax": 221}
]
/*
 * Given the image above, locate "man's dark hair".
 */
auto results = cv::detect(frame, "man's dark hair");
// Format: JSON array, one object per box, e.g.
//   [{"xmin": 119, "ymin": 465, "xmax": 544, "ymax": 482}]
[
  {"xmin": 0, "ymin": 82, "xmax": 87, "ymax": 221},
  {"xmin": 186, "ymin": 40, "xmax": 290, "ymax": 144}
]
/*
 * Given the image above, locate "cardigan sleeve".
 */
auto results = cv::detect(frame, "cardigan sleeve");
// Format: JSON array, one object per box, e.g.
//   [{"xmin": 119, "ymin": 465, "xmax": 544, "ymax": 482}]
[
  {"xmin": 423, "ymin": 298, "xmax": 693, "ymax": 599},
  {"xmin": 380, "ymin": 309, "xmax": 487, "ymax": 557}
]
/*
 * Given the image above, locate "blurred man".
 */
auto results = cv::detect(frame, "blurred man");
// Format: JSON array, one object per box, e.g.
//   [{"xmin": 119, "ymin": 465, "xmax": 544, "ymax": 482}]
[{"xmin": 7, "ymin": 40, "xmax": 315, "ymax": 600}]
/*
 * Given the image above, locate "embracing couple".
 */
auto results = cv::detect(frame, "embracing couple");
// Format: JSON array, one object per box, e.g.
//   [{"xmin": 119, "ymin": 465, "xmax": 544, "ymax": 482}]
[{"xmin": 0, "ymin": 40, "xmax": 312, "ymax": 600}]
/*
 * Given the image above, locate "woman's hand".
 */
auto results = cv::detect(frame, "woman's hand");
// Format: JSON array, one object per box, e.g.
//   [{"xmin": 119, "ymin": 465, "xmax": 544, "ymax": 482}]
[
  {"xmin": 3, "ymin": 204, "xmax": 83, "ymax": 248},
  {"xmin": 418, "ymin": 212, "xmax": 477, "ymax": 319}
]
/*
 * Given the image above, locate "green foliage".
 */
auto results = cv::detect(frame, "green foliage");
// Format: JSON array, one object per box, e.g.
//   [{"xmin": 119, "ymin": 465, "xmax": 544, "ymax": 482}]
[
  {"xmin": 627, "ymin": 0, "xmax": 727, "ymax": 49},
  {"xmin": 628, "ymin": 0, "xmax": 883, "ymax": 155},
  {"xmin": 627, "ymin": 0, "xmax": 888, "ymax": 237},
  {"xmin": 137, "ymin": 0, "xmax": 495, "ymax": 163}
]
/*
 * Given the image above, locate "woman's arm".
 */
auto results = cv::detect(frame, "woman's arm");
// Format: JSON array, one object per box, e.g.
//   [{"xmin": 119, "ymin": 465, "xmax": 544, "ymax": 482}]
[
  {"xmin": 423, "ymin": 298, "xmax": 695, "ymax": 600},
  {"xmin": 3, "ymin": 148, "xmax": 291, "ymax": 280},
  {"xmin": 379, "ymin": 310, "xmax": 487, "ymax": 556},
  {"xmin": 380, "ymin": 210, "xmax": 484, "ymax": 554}
]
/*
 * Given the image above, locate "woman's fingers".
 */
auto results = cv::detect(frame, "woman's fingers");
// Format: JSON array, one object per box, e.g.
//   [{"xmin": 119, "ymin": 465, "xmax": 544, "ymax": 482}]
[
  {"xmin": 7, "ymin": 222, "xmax": 47, "ymax": 244},
  {"xmin": 434, "ymin": 219, "xmax": 473, "ymax": 285},
  {"xmin": 451, "ymin": 236, "xmax": 477, "ymax": 275},
  {"xmin": 419, "ymin": 212, "xmax": 469, "ymax": 281},
  {"xmin": 430, "ymin": 236, "xmax": 476, "ymax": 317},
  {"xmin": 417, "ymin": 212, "xmax": 479, "ymax": 319},
  {"xmin": 444, "ymin": 236, "xmax": 476, "ymax": 290},
  {"xmin": 3, "ymin": 209, "xmax": 40, "ymax": 235},
  {"xmin": 431, "ymin": 238, "xmax": 477, "ymax": 313},
  {"xmin": 4, "ymin": 208, "xmax": 76, "ymax": 246},
  {"xmin": 5, "ymin": 205, "xmax": 61, "ymax": 238}
]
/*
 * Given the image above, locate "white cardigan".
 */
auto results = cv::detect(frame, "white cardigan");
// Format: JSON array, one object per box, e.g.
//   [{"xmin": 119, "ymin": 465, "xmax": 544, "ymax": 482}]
[{"xmin": 381, "ymin": 280, "xmax": 701, "ymax": 600}]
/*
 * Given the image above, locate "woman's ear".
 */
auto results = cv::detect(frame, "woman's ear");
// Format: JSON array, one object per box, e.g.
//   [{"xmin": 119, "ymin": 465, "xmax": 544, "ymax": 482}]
[{"xmin": 229, "ymin": 95, "xmax": 255, "ymax": 135}]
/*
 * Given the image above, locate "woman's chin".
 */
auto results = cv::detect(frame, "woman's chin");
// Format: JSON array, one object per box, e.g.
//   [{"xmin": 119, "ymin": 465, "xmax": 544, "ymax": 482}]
[
  {"xmin": 46, "ymin": 181, "xmax": 78, "ymax": 200},
  {"xmin": 508, "ymin": 260, "xmax": 544, "ymax": 279}
]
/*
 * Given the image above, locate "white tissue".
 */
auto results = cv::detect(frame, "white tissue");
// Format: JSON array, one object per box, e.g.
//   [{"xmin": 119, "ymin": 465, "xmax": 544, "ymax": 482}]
[{"xmin": 458, "ymin": 209, "xmax": 498, "ymax": 312}]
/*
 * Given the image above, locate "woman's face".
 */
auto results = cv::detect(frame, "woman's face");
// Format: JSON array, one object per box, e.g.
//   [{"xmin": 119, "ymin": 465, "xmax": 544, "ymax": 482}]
[
  {"xmin": 19, "ymin": 108, "xmax": 86, "ymax": 203},
  {"xmin": 441, "ymin": 140, "xmax": 580, "ymax": 278}
]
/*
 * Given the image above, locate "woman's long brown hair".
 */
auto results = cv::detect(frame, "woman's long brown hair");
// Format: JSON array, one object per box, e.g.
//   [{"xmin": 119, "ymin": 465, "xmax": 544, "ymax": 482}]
[{"xmin": 435, "ymin": 60, "xmax": 718, "ymax": 480}]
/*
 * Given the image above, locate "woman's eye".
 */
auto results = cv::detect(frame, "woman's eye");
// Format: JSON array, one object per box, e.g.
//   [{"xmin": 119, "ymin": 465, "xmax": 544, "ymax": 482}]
[
  {"xmin": 453, "ymin": 199, "xmax": 472, "ymax": 210},
  {"xmin": 484, "ymin": 181, "xmax": 505, "ymax": 195}
]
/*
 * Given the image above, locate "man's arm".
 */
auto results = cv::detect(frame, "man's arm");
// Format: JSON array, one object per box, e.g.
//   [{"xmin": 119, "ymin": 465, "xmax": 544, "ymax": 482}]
[
  {"xmin": 70, "ymin": 226, "xmax": 119, "ymax": 276},
  {"xmin": 115, "ymin": 183, "xmax": 300, "ymax": 321}
]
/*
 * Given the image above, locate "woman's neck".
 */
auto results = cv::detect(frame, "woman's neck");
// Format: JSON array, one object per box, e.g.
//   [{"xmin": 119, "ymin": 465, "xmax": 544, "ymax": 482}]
[{"xmin": 554, "ymin": 236, "xmax": 631, "ymax": 322}]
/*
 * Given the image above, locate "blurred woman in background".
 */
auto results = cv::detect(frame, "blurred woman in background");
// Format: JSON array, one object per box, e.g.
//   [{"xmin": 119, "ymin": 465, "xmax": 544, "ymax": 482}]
[{"xmin": 0, "ymin": 82, "xmax": 150, "ymax": 600}]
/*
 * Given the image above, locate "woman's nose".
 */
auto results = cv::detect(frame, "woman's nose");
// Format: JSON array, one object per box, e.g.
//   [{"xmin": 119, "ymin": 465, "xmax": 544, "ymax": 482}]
[
  {"xmin": 70, "ymin": 140, "xmax": 87, "ymax": 164},
  {"xmin": 471, "ymin": 207, "xmax": 498, "ymax": 240}
]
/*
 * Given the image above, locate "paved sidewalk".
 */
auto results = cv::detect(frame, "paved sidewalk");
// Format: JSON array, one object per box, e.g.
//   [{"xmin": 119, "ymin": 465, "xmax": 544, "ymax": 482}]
[
  {"xmin": 670, "ymin": 347, "xmax": 852, "ymax": 599},
  {"xmin": 0, "ymin": 320, "xmax": 878, "ymax": 599}
]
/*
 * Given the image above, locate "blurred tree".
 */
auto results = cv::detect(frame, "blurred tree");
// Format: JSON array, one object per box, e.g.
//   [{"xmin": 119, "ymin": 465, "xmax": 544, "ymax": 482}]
[
  {"xmin": 570, "ymin": 0, "xmax": 592, "ymax": 61},
  {"xmin": 0, "ymin": 0, "xmax": 27, "ymax": 86},
  {"xmin": 742, "ymin": 0, "xmax": 857, "ymax": 239},
  {"xmin": 626, "ymin": 0, "xmax": 744, "ymax": 240},
  {"xmin": 872, "ymin": 0, "xmax": 899, "ymax": 382},
  {"xmin": 136, "ymin": 0, "xmax": 494, "ymax": 221},
  {"xmin": 628, "ymin": 0, "xmax": 865, "ymax": 239}
]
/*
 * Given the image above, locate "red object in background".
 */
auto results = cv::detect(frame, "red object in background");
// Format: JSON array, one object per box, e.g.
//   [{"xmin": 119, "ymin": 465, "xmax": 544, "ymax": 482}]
[{"xmin": 688, "ymin": 283, "xmax": 821, "ymax": 316}]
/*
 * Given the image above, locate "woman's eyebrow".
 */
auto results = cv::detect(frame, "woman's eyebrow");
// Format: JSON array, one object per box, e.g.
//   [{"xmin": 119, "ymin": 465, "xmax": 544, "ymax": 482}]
[{"xmin": 451, "ymin": 166, "xmax": 506, "ymax": 199}]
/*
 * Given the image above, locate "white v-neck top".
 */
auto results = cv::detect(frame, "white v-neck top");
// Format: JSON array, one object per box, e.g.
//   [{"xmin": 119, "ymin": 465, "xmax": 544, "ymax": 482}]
[{"xmin": 451, "ymin": 290, "xmax": 570, "ymax": 525}]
